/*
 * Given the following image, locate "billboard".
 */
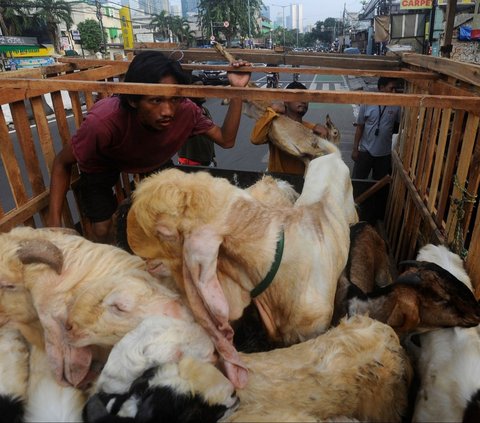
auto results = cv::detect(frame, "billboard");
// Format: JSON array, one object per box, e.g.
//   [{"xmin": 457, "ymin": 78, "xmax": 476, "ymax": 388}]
[
  {"xmin": 400, "ymin": 0, "xmax": 432, "ymax": 9},
  {"xmin": 119, "ymin": 7, "xmax": 134, "ymax": 50}
]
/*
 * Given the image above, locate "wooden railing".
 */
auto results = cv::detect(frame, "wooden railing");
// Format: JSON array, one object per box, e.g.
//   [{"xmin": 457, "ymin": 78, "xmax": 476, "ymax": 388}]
[{"xmin": 0, "ymin": 52, "xmax": 479, "ymax": 291}]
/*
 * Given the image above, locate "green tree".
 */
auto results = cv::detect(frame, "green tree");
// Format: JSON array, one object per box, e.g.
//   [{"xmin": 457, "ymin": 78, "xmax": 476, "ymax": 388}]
[
  {"xmin": 197, "ymin": 0, "xmax": 264, "ymax": 47},
  {"xmin": 150, "ymin": 10, "xmax": 170, "ymax": 41},
  {"xmin": 77, "ymin": 19, "xmax": 104, "ymax": 53},
  {"xmin": 172, "ymin": 17, "xmax": 196, "ymax": 46},
  {"xmin": 29, "ymin": 0, "xmax": 73, "ymax": 54},
  {"xmin": 0, "ymin": 0, "xmax": 31, "ymax": 36}
]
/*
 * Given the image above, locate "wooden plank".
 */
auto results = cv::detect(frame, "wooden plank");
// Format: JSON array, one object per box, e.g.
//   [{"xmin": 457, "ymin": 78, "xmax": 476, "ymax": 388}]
[
  {"xmin": 0, "ymin": 108, "xmax": 28, "ymax": 207},
  {"xmin": 462, "ymin": 128, "xmax": 480, "ymax": 236},
  {"xmin": 466, "ymin": 206, "xmax": 480, "ymax": 296},
  {"xmin": 50, "ymin": 91, "xmax": 71, "ymax": 146},
  {"xmin": 29, "ymin": 96, "xmax": 56, "ymax": 173},
  {"xmin": 1, "ymin": 79, "xmax": 479, "ymax": 111},
  {"xmin": 436, "ymin": 110, "xmax": 465, "ymax": 225},
  {"xmin": 414, "ymin": 107, "xmax": 433, "ymax": 185},
  {"xmin": 419, "ymin": 108, "xmax": 441, "ymax": 198},
  {"xmin": 51, "ymin": 65, "xmax": 119, "ymax": 81},
  {"xmin": 402, "ymin": 106, "xmax": 420, "ymax": 168},
  {"xmin": 402, "ymin": 53, "xmax": 480, "ymax": 88},
  {"xmin": 72, "ymin": 49, "xmax": 401, "ymax": 70},
  {"xmin": 392, "ymin": 151, "xmax": 446, "ymax": 245},
  {"xmin": 69, "ymin": 91, "xmax": 84, "ymax": 129},
  {"xmin": 403, "ymin": 77, "xmax": 477, "ymax": 97},
  {"xmin": 59, "ymin": 56, "xmax": 436, "ymax": 79},
  {"xmin": 84, "ymin": 91, "xmax": 95, "ymax": 110},
  {"xmin": 427, "ymin": 108, "xmax": 452, "ymax": 211},
  {"xmin": 445, "ymin": 113, "xmax": 480, "ymax": 244},
  {"xmin": 10, "ymin": 101, "xmax": 46, "ymax": 195},
  {"xmin": 0, "ymin": 192, "xmax": 49, "ymax": 232},
  {"xmin": 410, "ymin": 107, "xmax": 427, "ymax": 181}
]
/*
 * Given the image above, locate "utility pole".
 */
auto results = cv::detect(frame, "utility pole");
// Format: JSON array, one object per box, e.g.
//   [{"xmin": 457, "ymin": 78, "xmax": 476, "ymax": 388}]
[
  {"xmin": 272, "ymin": 4, "xmax": 289, "ymax": 46},
  {"xmin": 247, "ymin": 0, "xmax": 252, "ymax": 38},
  {"xmin": 95, "ymin": 0, "xmax": 107, "ymax": 55}
]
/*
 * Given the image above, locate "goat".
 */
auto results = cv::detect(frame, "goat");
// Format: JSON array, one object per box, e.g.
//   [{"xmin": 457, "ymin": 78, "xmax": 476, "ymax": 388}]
[
  {"xmin": 127, "ymin": 153, "xmax": 357, "ymax": 388},
  {"xmin": 410, "ymin": 244, "xmax": 480, "ymax": 423},
  {"xmin": 213, "ymin": 41, "xmax": 341, "ymax": 166},
  {"xmin": 0, "ymin": 226, "xmax": 192, "ymax": 389},
  {"xmin": 346, "ymin": 257, "xmax": 480, "ymax": 335},
  {"xmin": 332, "ymin": 221, "xmax": 393, "ymax": 326},
  {"xmin": 0, "ymin": 325, "xmax": 86, "ymax": 422},
  {"xmin": 83, "ymin": 314, "xmax": 411, "ymax": 423},
  {"xmin": 0, "ymin": 325, "xmax": 29, "ymax": 423}
]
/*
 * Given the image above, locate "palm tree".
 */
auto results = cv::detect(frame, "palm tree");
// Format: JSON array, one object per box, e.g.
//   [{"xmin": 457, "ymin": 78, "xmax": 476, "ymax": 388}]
[
  {"xmin": 29, "ymin": 0, "xmax": 73, "ymax": 54},
  {"xmin": 150, "ymin": 10, "xmax": 171, "ymax": 41},
  {"xmin": 0, "ymin": 0, "xmax": 31, "ymax": 36}
]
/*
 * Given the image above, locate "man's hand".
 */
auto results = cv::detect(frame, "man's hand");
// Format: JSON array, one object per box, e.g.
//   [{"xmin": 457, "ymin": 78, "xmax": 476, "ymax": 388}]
[
  {"xmin": 351, "ymin": 149, "xmax": 360, "ymax": 162},
  {"xmin": 270, "ymin": 101, "xmax": 286, "ymax": 114},
  {"xmin": 313, "ymin": 124, "xmax": 329, "ymax": 138},
  {"xmin": 228, "ymin": 60, "xmax": 252, "ymax": 87}
]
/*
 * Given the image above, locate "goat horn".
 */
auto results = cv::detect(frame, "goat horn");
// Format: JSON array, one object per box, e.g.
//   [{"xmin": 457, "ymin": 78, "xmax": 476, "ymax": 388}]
[
  {"xmin": 396, "ymin": 272, "xmax": 422, "ymax": 285},
  {"xmin": 17, "ymin": 239, "xmax": 64, "ymax": 274}
]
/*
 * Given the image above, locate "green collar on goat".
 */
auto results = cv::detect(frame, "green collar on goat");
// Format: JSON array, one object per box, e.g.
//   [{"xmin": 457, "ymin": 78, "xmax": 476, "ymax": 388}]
[{"xmin": 251, "ymin": 230, "xmax": 285, "ymax": 298}]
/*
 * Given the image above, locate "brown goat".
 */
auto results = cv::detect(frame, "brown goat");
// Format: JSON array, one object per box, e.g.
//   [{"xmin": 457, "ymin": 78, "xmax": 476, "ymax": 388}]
[{"xmin": 347, "ymin": 260, "xmax": 480, "ymax": 334}]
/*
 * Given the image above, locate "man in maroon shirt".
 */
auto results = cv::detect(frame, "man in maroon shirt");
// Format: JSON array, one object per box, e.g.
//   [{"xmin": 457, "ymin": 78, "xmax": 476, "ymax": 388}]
[{"xmin": 47, "ymin": 51, "xmax": 251, "ymax": 243}]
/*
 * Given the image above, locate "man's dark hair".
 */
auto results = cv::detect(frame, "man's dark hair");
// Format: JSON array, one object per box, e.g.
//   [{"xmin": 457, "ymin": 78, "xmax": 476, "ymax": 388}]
[
  {"xmin": 285, "ymin": 81, "xmax": 307, "ymax": 90},
  {"xmin": 120, "ymin": 51, "xmax": 190, "ymax": 109},
  {"xmin": 377, "ymin": 77, "xmax": 399, "ymax": 90}
]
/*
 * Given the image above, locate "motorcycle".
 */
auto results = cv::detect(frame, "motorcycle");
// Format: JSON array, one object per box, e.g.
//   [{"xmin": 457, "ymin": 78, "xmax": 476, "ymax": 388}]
[{"xmin": 266, "ymin": 72, "xmax": 279, "ymax": 88}]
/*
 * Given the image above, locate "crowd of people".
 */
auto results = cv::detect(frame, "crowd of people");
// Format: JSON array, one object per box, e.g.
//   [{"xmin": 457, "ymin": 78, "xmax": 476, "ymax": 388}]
[{"xmin": 46, "ymin": 50, "xmax": 401, "ymax": 243}]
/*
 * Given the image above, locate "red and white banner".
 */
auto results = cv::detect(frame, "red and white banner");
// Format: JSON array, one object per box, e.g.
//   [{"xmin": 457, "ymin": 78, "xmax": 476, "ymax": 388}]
[{"xmin": 400, "ymin": 0, "xmax": 432, "ymax": 9}]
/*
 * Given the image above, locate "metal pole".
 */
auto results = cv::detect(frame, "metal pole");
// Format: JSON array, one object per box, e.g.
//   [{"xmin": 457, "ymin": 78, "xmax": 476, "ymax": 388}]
[
  {"xmin": 247, "ymin": 0, "xmax": 252, "ymax": 38},
  {"xmin": 95, "ymin": 0, "xmax": 107, "ymax": 55}
]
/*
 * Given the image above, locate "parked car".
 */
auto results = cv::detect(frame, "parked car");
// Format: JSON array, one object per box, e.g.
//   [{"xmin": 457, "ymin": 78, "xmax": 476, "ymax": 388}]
[
  {"xmin": 191, "ymin": 61, "xmax": 229, "ymax": 85},
  {"xmin": 343, "ymin": 47, "xmax": 361, "ymax": 54}
]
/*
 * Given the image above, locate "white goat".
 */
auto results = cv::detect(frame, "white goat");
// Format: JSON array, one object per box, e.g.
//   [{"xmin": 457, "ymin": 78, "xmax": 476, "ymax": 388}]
[
  {"xmin": 85, "ymin": 314, "xmax": 411, "ymax": 423},
  {"xmin": 0, "ymin": 325, "xmax": 85, "ymax": 422},
  {"xmin": 127, "ymin": 153, "xmax": 358, "ymax": 388},
  {"xmin": 0, "ymin": 226, "xmax": 192, "ymax": 390},
  {"xmin": 412, "ymin": 244, "xmax": 480, "ymax": 423}
]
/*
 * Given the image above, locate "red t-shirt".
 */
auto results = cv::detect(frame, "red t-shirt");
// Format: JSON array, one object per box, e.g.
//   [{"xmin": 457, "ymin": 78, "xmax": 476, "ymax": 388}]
[{"xmin": 71, "ymin": 96, "xmax": 215, "ymax": 173}]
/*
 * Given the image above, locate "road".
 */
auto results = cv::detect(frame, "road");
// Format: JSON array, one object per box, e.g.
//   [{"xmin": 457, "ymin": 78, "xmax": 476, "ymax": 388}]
[{"xmin": 1, "ymin": 71, "xmax": 359, "ymax": 213}]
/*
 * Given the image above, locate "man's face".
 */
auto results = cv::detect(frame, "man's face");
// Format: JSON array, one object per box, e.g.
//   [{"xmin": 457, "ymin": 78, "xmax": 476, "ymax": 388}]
[
  {"xmin": 285, "ymin": 100, "xmax": 309, "ymax": 117},
  {"xmin": 380, "ymin": 82, "xmax": 398, "ymax": 93},
  {"xmin": 129, "ymin": 75, "xmax": 184, "ymax": 131}
]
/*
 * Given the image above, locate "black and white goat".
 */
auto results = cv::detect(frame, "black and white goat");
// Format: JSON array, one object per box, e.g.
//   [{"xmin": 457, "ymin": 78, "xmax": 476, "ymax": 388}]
[
  {"xmin": 83, "ymin": 314, "xmax": 411, "ymax": 423},
  {"xmin": 343, "ymin": 253, "xmax": 480, "ymax": 335},
  {"xmin": 409, "ymin": 244, "xmax": 480, "ymax": 423}
]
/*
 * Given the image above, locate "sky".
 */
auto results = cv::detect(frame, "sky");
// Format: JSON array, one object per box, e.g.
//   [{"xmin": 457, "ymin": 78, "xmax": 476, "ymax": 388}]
[{"xmin": 265, "ymin": 0, "xmax": 366, "ymax": 27}]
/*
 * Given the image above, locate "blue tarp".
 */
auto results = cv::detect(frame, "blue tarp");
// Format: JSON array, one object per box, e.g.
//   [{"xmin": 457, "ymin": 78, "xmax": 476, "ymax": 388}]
[{"xmin": 458, "ymin": 26, "xmax": 472, "ymax": 41}]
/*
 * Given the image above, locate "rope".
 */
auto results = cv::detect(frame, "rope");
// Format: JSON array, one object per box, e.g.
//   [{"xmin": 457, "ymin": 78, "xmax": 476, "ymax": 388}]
[{"xmin": 450, "ymin": 175, "xmax": 477, "ymax": 260}]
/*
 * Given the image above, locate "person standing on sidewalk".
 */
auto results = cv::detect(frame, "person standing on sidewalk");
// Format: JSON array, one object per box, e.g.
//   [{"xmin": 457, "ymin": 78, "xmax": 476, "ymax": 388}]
[{"xmin": 351, "ymin": 77, "xmax": 401, "ymax": 180}]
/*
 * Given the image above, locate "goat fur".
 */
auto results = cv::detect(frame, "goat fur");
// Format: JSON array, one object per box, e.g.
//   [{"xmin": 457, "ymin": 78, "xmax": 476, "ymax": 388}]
[
  {"xmin": 87, "ymin": 314, "xmax": 411, "ymax": 423},
  {"xmin": 412, "ymin": 244, "xmax": 480, "ymax": 423},
  {"xmin": 0, "ymin": 226, "xmax": 192, "ymax": 389},
  {"xmin": 126, "ymin": 153, "xmax": 357, "ymax": 388}
]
